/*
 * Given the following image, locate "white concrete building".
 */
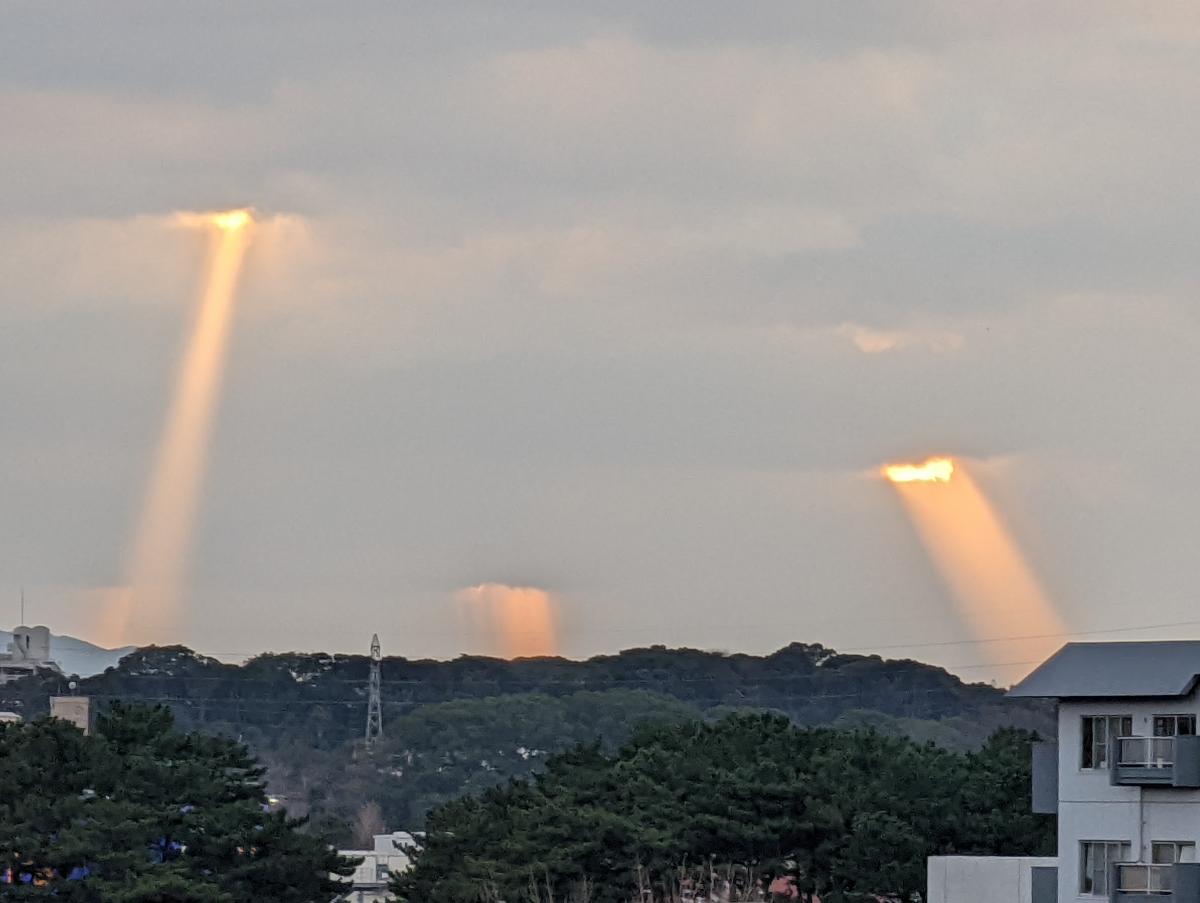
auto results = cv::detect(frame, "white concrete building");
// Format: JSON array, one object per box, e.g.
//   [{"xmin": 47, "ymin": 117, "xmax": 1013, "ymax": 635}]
[
  {"xmin": 0, "ymin": 625, "xmax": 62, "ymax": 685},
  {"xmin": 930, "ymin": 641, "xmax": 1200, "ymax": 903},
  {"xmin": 336, "ymin": 831, "xmax": 415, "ymax": 902}
]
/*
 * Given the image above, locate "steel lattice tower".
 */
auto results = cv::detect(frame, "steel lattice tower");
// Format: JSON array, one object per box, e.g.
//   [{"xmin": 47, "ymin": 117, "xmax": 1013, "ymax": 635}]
[{"xmin": 365, "ymin": 633, "xmax": 383, "ymax": 749}]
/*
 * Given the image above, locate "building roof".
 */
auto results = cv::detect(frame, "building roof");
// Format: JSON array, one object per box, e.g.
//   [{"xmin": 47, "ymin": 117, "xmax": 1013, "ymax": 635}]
[{"xmin": 1008, "ymin": 641, "xmax": 1200, "ymax": 699}]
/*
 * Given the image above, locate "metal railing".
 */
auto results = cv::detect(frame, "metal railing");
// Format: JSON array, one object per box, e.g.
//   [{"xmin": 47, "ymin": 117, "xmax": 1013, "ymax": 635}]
[
  {"xmin": 1116, "ymin": 863, "xmax": 1174, "ymax": 895},
  {"xmin": 1118, "ymin": 737, "xmax": 1175, "ymax": 769}
]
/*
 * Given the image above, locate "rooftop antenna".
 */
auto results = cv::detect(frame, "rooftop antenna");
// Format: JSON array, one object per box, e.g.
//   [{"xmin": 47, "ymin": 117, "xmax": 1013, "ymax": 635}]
[
  {"xmin": 365, "ymin": 633, "xmax": 384, "ymax": 750},
  {"xmin": 19, "ymin": 588, "xmax": 24, "ymax": 627}
]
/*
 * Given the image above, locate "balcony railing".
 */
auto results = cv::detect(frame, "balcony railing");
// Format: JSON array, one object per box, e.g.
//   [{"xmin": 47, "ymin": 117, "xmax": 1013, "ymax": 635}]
[
  {"xmin": 1116, "ymin": 863, "xmax": 1174, "ymax": 895},
  {"xmin": 1111, "ymin": 736, "xmax": 1200, "ymax": 788},
  {"xmin": 1118, "ymin": 737, "xmax": 1175, "ymax": 769},
  {"xmin": 1113, "ymin": 862, "xmax": 1200, "ymax": 901}
]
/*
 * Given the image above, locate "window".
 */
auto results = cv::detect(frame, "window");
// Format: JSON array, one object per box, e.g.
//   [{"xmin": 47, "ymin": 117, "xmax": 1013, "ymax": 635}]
[
  {"xmin": 1152, "ymin": 842, "xmax": 1196, "ymax": 864},
  {"xmin": 1153, "ymin": 715, "xmax": 1197, "ymax": 737},
  {"xmin": 1082, "ymin": 715, "xmax": 1133, "ymax": 769},
  {"xmin": 1081, "ymin": 841, "xmax": 1130, "ymax": 895}
]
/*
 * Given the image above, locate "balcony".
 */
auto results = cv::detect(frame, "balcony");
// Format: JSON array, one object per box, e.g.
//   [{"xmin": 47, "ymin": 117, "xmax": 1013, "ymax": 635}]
[
  {"xmin": 1113, "ymin": 862, "xmax": 1200, "ymax": 901},
  {"xmin": 1111, "ymin": 736, "xmax": 1200, "ymax": 788}
]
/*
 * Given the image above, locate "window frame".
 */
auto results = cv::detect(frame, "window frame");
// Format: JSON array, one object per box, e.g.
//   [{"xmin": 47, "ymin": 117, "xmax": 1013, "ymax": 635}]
[
  {"xmin": 1080, "ymin": 840, "xmax": 1131, "ymax": 896},
  {"xmin": 1152, "ymin": 714, "xmax": 1197, "ymax": 737},
  {"xmin": 1081, "ymin": 715, "xmax": 1134, "ymax": 770},
  {"xmin": 1152, "ymin": 841, "xmax": 1196, "ymax": 864}
]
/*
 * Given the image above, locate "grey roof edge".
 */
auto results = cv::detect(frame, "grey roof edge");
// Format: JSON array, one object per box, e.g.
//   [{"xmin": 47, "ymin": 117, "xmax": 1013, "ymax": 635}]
[
  {"xmin": 1007, "ymin": 641, "xmax": 1200, "ymax": 699},
  {"xmin": 1006, "ymin": 642, "xmax": 1070, "ymax": 698}
]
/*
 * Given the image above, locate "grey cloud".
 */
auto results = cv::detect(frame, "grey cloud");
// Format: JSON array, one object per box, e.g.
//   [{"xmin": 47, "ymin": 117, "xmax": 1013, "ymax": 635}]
[{"xmin": 5, "ymin": 4, "xmax": 1200, "ymax": 679}]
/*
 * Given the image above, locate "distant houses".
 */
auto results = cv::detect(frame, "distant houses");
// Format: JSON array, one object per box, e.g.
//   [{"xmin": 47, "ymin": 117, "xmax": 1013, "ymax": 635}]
[{"xmin": 335, "ymin": 831, "xmax": 415, "ymax": 902}]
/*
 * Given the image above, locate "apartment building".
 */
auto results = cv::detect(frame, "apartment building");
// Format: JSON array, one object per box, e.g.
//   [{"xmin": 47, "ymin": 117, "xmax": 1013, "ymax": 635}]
[{"xmin": 931, "ymin": 641, "xmax": 1200, "ymax": 902}]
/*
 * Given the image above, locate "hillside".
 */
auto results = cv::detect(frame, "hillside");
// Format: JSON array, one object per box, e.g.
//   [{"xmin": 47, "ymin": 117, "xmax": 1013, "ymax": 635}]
[{"xmin": 0, "ymin": 642, "xmax": 1052, "ymax": 841}]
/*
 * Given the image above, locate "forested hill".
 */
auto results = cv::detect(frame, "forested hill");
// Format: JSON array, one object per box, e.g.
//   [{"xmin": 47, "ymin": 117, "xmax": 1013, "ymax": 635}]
[
  {"xmin": 4, "ymin": 641, "xmax": 1049, "ymax": 751},
  {"xmin": 2, "ymin": 642, "xmax": 1051, "ymax": 840}
]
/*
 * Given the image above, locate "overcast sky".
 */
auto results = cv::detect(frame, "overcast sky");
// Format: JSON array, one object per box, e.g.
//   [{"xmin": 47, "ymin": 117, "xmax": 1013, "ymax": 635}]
[{"xmin": 5, "ymin": 2, "xmax": 1200, "ymax": 682}]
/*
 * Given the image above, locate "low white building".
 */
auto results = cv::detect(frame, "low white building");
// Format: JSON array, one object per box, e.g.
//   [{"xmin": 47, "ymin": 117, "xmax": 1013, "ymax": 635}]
[
  {"xmin": 336, "ymin": 831, "xmax": 415, "ymax": 902},
  {"xmin": 928, "ymin": 856, "xmax": 1057, "ymax": 903}
]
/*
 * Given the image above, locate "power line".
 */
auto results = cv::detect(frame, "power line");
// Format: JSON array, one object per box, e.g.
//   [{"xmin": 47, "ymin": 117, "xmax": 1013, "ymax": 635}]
[
  {"xmin": 180, "ymin": 616, "xmax": 1200, "ymax": 663},
  {"xmin": 834, "ymin": 617, "xmax": 1200, "ymax": 654},
  {"xmin": 70, "ymin": 683, "xmax": 996, "ymax": 711}
]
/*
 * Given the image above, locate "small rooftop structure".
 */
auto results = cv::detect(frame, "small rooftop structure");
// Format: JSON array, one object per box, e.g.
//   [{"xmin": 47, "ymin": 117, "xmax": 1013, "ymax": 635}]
[{"xmin": 1008, "ymin": 640, "xmax": 1200, "ymax": 699}]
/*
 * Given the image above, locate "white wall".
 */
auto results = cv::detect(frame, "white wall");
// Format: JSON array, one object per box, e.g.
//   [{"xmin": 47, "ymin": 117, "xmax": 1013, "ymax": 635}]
[
  {"xmin": 927, "ymin": 856, "xmax": 1055, "ymax": 903},
  {"xmin": 1057, "ymin": 696, "xmax": 1200, "ymax": 902},
  {"xmin": 336, "ymin": 831, "xmax": 414, "ymax": 901}
]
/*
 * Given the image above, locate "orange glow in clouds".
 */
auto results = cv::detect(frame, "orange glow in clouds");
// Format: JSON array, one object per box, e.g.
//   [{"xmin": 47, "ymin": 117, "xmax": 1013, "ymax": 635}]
[
  {"xmin": 458, "ymin": 583, "xmax": 559, "ymax": 658},
  {"xmin": 884, "ymin": 457, "xmax": 1066, "ymax": 669},
  {"xmin": 883, "ymin": 457, "xmax": 954, "ymax": 483},
  {"xmin": 103, "ymin": 209, "xmax": 256, "ymax": 646}
]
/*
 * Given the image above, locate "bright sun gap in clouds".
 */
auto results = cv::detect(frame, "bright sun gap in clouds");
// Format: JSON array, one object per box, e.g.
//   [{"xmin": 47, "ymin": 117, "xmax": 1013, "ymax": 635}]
[{"xmin": 883, "ymin": 457, "xmax": 955, "ymax": 484}]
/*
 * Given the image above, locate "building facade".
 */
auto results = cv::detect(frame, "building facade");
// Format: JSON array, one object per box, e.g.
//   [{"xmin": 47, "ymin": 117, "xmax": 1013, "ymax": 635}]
[
  {"xmin": 335, "ymin": 832, "xmax": 414, "ymax": 902},
  {"xmin": 931, "ymin": 641, "xmax": 1200, "ymax": 903},
  {"xmin": 0, "ymin": 626, "xmax": 62, "ymax": 685}
]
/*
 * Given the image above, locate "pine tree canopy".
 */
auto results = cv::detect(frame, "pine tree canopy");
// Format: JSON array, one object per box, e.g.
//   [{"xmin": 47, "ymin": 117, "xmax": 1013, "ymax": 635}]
[{"xmin": 0, "ymin": 702, "xmax": 357, "ymax": 902}]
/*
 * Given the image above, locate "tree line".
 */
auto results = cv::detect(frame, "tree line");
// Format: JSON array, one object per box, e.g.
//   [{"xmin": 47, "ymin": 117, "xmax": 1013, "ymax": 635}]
[
  {"xmin": 393, "ymin": 714, "xmax": 1052, "ymax": 903},
  {"xmin": 2, "ymin": 643, "xmax": 1052, "ymax": 755},
  {"xmin": 0, "ymin": 701, "xmax": 1050, "ymax": 901},
  {"xmin": 0, "ymin": 642, "xmax": 1053, "ymax": 850},
  {"xmin": 0, "ymin": 704, "xmax": 355, "ymax": 901}
]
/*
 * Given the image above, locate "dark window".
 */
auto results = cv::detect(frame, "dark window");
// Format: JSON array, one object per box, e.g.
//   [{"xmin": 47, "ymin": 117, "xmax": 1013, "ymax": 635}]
[
  {"xmin": 1153, "ymin": 715, "xmax": 1196, "ymax": 737},
  {"xmin": 1152, "ymin": 841, "xmax": 1195, "ymax": 864},
  {"xmin": 1082, "ymin": 715, "xmax": 1133, "ymax": 769}
]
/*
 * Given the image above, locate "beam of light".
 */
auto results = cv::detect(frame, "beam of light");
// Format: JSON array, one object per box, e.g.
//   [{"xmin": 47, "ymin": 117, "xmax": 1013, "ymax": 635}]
[
  {"xmin": 102, "ymin": 209, "xmax": 256, "ymax": 647},
  {"xmin": 457, "ymin": 583, "xmax": 559, "ymax": 658},
  {"xmin": 883, "ymin": 456, "xmax": 1067, "ymax": 671}
]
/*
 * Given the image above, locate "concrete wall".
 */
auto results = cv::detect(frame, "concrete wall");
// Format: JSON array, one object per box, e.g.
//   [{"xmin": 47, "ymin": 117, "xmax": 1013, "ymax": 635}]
[
  {"xmin": 49, "ymin": 696, "xmax": 92, "ymax": 735},
  {"xmin": 1057, "ymin": 697, "xmax": 1200, "ymax": 903},
  {"xmin": 927, "ymin": 856, "xmax": 1057, "ymax": 903}
]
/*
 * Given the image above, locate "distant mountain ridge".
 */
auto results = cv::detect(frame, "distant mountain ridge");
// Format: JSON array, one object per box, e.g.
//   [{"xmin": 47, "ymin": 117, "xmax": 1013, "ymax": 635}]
[{"xmin": 0, "ymin": 629, "xmax": 134, "ymax": 679}]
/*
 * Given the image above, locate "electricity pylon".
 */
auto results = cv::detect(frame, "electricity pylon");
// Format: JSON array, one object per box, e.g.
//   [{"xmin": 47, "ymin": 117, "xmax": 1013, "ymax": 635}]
[{"xmin": 365, "ymin": 633, "xmax": 383, "ymax": 749}]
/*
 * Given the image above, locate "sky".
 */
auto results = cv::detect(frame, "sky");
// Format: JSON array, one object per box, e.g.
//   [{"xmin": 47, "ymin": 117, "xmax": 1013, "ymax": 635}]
[{"xmin": 5, "ymin": 2, "xmax": 1200, "ymax": 683}]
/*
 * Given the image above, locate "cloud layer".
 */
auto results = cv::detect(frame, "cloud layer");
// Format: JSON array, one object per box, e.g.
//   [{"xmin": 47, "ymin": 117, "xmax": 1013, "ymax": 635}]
[{"xmin": 5, "ymin": 3, "xmax": 1200, "ymax": 680}]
